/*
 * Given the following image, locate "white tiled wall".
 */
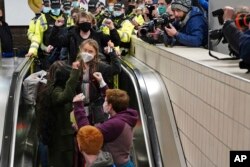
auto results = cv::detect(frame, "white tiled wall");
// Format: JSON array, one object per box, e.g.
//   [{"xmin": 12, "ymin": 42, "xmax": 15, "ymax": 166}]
[{"xmin": 131, "ymin": 37, "xmax": 250, "ymax": 167}]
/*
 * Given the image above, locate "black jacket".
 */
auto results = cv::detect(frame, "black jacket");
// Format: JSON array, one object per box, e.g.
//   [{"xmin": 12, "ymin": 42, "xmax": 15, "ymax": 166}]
[
  {"xmin": 0, "ymin": 21, "xmax": 13, "ymax": 52},
  {"xmin": 49, "ymin": 26, "xmax": 120, "ymax": 64}
]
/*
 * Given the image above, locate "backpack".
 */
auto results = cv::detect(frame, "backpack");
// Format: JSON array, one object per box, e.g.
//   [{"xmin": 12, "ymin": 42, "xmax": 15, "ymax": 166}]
[{"xmin": 23, "ymin": 70, "xmax": 47, "ymax": 105}]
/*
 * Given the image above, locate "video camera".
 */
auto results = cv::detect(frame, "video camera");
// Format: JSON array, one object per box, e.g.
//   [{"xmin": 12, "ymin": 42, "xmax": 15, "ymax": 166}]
[{"xmin": 138, "ymin": 13, "xmax": 173, "ymax": 36}]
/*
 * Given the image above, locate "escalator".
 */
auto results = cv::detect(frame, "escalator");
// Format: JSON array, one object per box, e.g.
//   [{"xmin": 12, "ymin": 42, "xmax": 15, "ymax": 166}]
[{"xmin": 0, "ymin": 56, "xmax": 186, "ymax": 167}]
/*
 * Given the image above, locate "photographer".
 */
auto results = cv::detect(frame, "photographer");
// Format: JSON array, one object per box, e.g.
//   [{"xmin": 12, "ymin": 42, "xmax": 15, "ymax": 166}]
[
  {"xmin": 163, "ymin": 0, "xmax": 208, "ymax": 47},
  {"xmin": 221, "ymin": 6, "xmax": 249, "ymax": 57}
]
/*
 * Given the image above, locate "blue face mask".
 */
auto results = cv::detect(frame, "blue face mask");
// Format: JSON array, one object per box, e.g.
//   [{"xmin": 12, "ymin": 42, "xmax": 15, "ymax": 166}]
[
  {"xmin": 108, "ymin": 6, "xmax": 114, "ymax": 12},
  {"xmin": 64, "ymin": 9, "xmax": 71, "ymax": 16},
  {"xmin": 51, "ymin": 8, "xmax": 61, "ymax": 16},
  {"xmin": 113, "ymin": 11, "xmax": 122, "ymax": 17},
  {"xmin": 72, "ymin": 1, "xmax": 80, "ymax": 8},
  {"xmin": 158, "ymin": 6, "xmax": 166, "ymax": 15},
  {"xmin": 43, "ymin": 7, "xmax": 51, "ymax": 13}
]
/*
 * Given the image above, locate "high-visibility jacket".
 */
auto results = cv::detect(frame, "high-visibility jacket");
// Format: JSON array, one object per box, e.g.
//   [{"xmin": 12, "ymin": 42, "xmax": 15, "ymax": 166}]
[
  {"xmin": 27, "ymin": 14, "xmax": 41, "ymax": 41},
  {"xmin": 101, "ymin": 19, "xmax": 135, "ymax": 43},
  {"xmin": 133, "ymin": 14, "xmax": 145, "ymax": 26},
  {"xmin": 28, "ymin": 13, "xmax": 74, "ymax": 57}
]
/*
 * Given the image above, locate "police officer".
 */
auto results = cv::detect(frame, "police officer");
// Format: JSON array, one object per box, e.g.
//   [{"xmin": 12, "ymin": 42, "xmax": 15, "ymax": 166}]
[{"xmin": 26, "ymin": 0, "xmax": 74, "ymax": 69}]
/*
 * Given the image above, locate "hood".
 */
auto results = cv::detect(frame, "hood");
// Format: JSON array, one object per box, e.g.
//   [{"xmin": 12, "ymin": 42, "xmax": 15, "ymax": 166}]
[{"xmin": 115, "ymin": 108, "xmax": 138, "ymax": 127}]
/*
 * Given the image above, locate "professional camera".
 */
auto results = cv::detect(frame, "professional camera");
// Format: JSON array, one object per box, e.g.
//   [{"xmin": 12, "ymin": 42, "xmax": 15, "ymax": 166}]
[
  {"xmin": 235, "ymin": 13, "xmax": 250, "ymax": 30},
  {"xmin": 138, "ymin": 13, "xmax": 173, "ymax": 36},
  {"xmin": 212, "ymin": 8, "xmax": 224, "ymax": 25}
]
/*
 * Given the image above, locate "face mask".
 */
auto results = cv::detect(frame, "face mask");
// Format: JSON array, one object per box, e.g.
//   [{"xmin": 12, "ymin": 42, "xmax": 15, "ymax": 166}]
[
  {"xmin": 108, "ymin": 6, "xmax": 114, "ymax": 12},
  {"xmin": 43, "ymin": 7, "xmax": 51, "ymax": 13},
  {"xmin": 72, "ymin": 1, "xmax": 80, "ymax": 8},
  {"xmin": 64, "ymin": 9, "xmax": 71, "ymax": 16},
  {"xmin": 138, "ymin": 4, "xmax": 145, "ymax": 9},
  {"xmin": 51, "ymin": 8, "xmax": 61, "ymax": 16},
  {"xmin": 103, "ymin": 101, "xmax": 110, "ymax": 114},
  {"xmin": 158, "ymin": 6, "xmax": 166, "ymax": 15},
  {"xmin": 78, "ymin": 22, "xmax": 92, "ymax": 32},
  {"xmin": 113, "ymin": 11, "xmax": 122, "ymax": 17},
  {"xmin": 80, "ymin": 52, "xmax": 94, "ymax": 63}
]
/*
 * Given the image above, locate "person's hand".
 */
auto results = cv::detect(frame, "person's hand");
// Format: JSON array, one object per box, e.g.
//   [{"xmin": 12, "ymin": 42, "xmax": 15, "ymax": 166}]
[
  {"xmin": 72, "ymin": 61, "xmax": 80, "ymax": 69},
  {"xmin": 107, "ymin": 40, "xmax": 114, "ymax": 48},
  {"xmin": 93, "ymin": 72, "xmax": 103, "ymax": 83},
  {"xmin": 164, "ymin": 24, "xmax": 178, "ymax": 37},
  {"xmin": 223, "ymin": 6, "xmax": 235, "ymax": 21},
  {"xmin": 25, "ymin": 52, "xmax": 34, "ymax": 57},
  {"xmin": 55, "ymin": 17, "xmax": 65, "ymax": 27},
  {"xmin": 105, "ymin": 19, "xmax": 115, "ymax": 30},
  {"xmin": 46, "ymin": 45, "xmax": 54, "ymax": 53},
  {"xmin": 73, "ymin": 93, "xmax": 85, "ymax": 102}
]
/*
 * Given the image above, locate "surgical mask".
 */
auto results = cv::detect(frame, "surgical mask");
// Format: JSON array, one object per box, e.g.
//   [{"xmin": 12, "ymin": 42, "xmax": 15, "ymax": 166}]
[
  {"xmin": 72, "ymin": 1, "xmax": 80, "ymax": 8},
  {"xmin": 80, "ymin": 52, "xmax": 94, "ymax": 63},
  {"xmin": 108, "ymin": 6, "xmax": 114, "ymax": 12},
  {"xmin": 138, "ymin": 4, "xmax": 145, "ymax": 9},
  {"xmin": 43, "ymin": 7, "xmax": 51, "ymax": 13},
  {"xmin": 64, "ymin": 9, "xmax": 71, "ymax": 16},
  {"xmin": 78, "ymin": 22, "xmax": 92, "ymax": 32},
  {"xmin": 158, "ymin": 6, "xmax": 166, "ymax": 15},
  {"xmin": 113, "ymin": 11, "xmax": 122, "ymax": 17},
  {"xmin": 51, "ymin": 8, "xmax": 61, "ymax": 16}
]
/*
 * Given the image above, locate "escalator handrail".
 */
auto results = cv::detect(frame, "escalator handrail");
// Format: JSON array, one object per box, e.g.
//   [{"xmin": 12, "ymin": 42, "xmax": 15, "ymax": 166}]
[
  {"xmin": 121, "ymin": 59, "xmax": 164, "ymax": 167},
  {"xmin": 0, "ymin": 57, "xmax": 34, "ymax": 167}
]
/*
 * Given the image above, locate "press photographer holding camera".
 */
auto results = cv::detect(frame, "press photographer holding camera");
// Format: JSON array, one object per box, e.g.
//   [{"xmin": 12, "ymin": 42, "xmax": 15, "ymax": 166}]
[{"xmin": 163, "ymin": 0, "xmax": 208, "ymax": 47}]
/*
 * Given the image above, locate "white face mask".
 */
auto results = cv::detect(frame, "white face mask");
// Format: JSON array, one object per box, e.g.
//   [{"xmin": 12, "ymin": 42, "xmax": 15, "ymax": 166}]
[
  {"xmin": 103, "ymin": 100, "xmax": 110, "ymax": 114},
  {"xmin": 80, "ymin": 52, "xmax": 94, "ymax": 63}
]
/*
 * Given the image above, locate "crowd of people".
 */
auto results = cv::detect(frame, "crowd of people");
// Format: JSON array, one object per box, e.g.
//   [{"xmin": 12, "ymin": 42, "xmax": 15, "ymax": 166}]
[{"xmin": 14, "ymin": 0, "xmax": 250, "ymax": 166}]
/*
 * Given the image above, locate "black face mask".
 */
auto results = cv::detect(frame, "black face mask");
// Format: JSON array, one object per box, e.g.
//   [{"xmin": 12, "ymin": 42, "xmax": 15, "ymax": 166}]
[
  {"xmin": 78, "ymin": 22, "xmax": 92, "ymax": 32},
  {"xmin": 0, "ymin": 16, "xmax": 3, "ymax": 21}
]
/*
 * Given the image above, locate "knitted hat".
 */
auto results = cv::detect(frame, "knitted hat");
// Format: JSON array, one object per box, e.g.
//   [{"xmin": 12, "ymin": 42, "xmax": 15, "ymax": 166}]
[
  {"xmin": 171, "ymin": 0, "xmax": 192, "ymax": 12},
  {"xmin": 77, "ymin": 125, "xmax": 104, "ymax": 155}
]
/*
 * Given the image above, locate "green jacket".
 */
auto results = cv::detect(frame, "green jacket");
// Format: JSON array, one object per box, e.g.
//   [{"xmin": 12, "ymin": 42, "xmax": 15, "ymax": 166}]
[{"xmin": 49, "ymin": 68, "xmax": 80, "ymax": 167}]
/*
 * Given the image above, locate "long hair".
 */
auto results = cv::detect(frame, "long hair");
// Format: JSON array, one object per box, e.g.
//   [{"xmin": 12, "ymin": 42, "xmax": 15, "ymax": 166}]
[
  {"xmin": 36, "ymin": 61, "xmax": 72, "ymax": 145},
  {"xmin": 79, "ymin": 39, "xmax": 99, "ymax": 74}
]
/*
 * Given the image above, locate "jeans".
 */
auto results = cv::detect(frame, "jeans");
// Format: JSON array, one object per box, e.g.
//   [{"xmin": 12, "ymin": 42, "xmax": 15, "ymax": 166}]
[{"xmin": 38, "ymin": 142, "xmax": 48, "ymax": 167}]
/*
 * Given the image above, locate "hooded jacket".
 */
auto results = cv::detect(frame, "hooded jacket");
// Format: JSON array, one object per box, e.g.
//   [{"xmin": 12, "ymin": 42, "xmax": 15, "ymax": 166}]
[
  {"xmin": 73, "ymin": 101, "xmax": 138, "ymax": 166},
  {"xmin": 164, "ymin": 6, "xmax": 208, "ymax": 47}
]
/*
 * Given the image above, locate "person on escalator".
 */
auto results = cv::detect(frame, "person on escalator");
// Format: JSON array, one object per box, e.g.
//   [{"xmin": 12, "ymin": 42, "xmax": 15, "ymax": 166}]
[{"xmin": 72, "ymin": 72, "xmax": 138, "ymax": 167}]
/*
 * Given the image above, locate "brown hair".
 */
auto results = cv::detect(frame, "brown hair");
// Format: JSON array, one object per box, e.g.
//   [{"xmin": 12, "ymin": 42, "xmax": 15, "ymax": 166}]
[
  {"xmin": 77, "ymin": 10, "xmax": 92, "ymax": 23},
  {"xmin": 77, "ymin": 125, "xmax": 103, "ymax": 155},
  {"xmin": 106, "ymin": 89, "xmax": 130, "ymax": 112}
]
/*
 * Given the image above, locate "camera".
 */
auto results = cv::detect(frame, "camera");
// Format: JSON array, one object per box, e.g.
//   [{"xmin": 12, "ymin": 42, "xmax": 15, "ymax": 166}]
[
  {"xmin": 235, "ymin": 13, "xmax": 250, "ymax": 30},
  {"xmin": 138, "ymin": 13, "xmax": 173, "ymax": 36},
  {"xmin": 212, "ymin": 8, "xmax": 224, "ymax": 25}
]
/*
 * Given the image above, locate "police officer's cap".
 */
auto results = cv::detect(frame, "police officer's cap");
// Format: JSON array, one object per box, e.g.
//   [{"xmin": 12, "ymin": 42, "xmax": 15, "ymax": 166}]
[
  {"xmin": 114, "ymin": 3, "xmax": 124, "ymax": 10},
  {"xmin": 50, "ymin": 0, "xmax": 61, "ymax": 9},
  {"xmin": 63, "ymin": 1, "xmax": 71, "ymax": 8},
  {"xmin": 88, "ymin": 0, "xmax": 98, "ymax": 10},
  {"xmin": 43, "ymin": 0, "xmax": 50, "ymax": 4}
]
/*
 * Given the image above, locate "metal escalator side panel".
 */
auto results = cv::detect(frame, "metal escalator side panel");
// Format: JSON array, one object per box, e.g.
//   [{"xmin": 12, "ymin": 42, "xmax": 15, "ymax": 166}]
[{"xmin": 121, "ymin": 55, "xmax": 187, "ymax": 167}]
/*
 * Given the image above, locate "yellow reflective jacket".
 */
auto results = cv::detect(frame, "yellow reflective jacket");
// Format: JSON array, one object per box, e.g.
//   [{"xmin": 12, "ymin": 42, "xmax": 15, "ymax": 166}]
[{"xmin": 28, "ymin": 13, "xmax": 74, "ymax": 57}]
